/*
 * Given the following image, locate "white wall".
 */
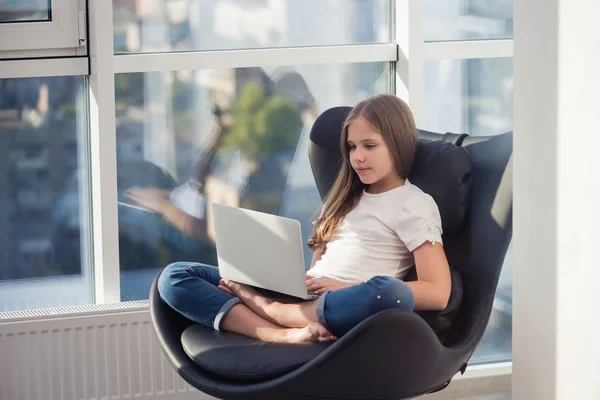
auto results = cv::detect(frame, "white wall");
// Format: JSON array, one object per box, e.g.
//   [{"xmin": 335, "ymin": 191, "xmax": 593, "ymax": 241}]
[{"xmin": 513, "ymin": 0, "xmax": 600, "ymax": 398}]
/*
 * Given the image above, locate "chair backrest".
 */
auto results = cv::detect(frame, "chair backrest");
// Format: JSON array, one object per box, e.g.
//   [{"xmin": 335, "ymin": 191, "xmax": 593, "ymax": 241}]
[
  {"xmin": 308, "ymin": 106, "xmax": 512, "ymax": 348},
  {"xmin": 445, "ymin": 134, "xmax": 512, "ymax": 346}
]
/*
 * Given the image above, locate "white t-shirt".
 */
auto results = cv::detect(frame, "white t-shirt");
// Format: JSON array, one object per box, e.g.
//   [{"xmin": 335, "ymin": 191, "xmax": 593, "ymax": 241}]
[{"xmin": 307, "ymin": 179, "xmax": 443, "ymax": 282}]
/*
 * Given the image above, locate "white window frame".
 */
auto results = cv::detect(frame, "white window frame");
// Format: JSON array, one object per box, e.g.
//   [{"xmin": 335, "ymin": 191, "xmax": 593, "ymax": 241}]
[
  {"xmin": 0, "ymin": 0, "xmax": 86, "ymax": 56},
  {"xmin": 0, "ymin": 57, "xmax": 88, "ymax": 79}
]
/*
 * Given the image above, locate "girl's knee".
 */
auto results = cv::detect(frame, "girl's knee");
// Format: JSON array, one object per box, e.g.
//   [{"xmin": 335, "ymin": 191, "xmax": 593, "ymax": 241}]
[
  {"xmin": 158, "ymin": 262, "xmax": 196, "ymax": 294},
  {"xmin": 163, "ymin": 262, "xmax": 214, "ymax": 278},
  {"xmin": 160, "ymin": 262, "xmax": 189, "ymax": 283},
  {"xmin": 367, "ymin": 276, "xmax": 415, "ymax": 312},
  {"xmin": 158, "ymin": 262, "xmax": 220, "ymax": 297},
  {"xmin": 158, "ymin": 263, "xmax": 181, "ymax": 298}
]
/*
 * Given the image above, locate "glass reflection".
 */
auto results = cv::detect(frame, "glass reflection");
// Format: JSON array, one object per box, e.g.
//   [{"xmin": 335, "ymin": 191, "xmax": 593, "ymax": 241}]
[
  {"xmin": 113, "ymin": 0, "xmax": 391, "ymax": 53},
  {"xmin": 115, "ymin": 64, "xmax": 388, "ymax": 300}
]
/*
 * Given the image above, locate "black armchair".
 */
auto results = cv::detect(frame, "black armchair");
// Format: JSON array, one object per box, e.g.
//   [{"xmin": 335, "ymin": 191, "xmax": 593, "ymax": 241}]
[{"xmin": 149, "ymin": 106, "xmax": 513, "ymax": 399}]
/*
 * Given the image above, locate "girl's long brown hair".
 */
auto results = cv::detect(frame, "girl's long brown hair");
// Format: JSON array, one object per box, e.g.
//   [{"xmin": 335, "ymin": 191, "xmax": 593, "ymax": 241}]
[{"xmin": 307, "ymin": 94, "xmax": 418, "ymax": 251}]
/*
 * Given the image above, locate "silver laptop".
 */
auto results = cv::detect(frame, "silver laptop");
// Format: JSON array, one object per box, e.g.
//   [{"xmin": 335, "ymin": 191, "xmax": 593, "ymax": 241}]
[{"xmin": 211, "ymin": 203, "xmax": 318, "ymax": 300}]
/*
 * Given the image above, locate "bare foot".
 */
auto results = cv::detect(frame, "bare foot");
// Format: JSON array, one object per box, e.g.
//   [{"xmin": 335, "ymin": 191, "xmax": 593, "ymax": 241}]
[
  {"xmin": 221, "ymin": 279, "xmax": 263, "ymax": 301},
  {"xmin": 222, "ymin": 279, "xmax": 317, "ymax": 329},
  {"xmin": 285, "ymin": 322, "xmax": 337, "ymax": 343},
  {"xmin": 221, "ymin": 279, "xmax": 280, "ymax": 322}
]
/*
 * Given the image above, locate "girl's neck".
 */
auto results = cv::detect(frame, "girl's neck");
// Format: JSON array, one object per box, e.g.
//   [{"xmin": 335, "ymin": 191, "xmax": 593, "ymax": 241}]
[{"xmin": 366, "ymin": 176, "xmax": 406, "ymax": 195}]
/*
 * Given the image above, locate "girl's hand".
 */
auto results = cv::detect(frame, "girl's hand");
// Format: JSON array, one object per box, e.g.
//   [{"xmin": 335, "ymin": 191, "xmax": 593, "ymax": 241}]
[{"xmin": 306, "ymin": 276, "xmax": 358, "ymax": 294}]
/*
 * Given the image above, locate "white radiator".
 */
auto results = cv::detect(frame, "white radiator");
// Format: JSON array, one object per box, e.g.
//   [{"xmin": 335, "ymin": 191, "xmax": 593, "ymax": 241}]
[
  {"xmin": 0, "ymin": 306, "xmax": 511, "ymax": 400},
  {"xmin": 0, "ymin": 305, "xmax": 215, "ymax": 400}
]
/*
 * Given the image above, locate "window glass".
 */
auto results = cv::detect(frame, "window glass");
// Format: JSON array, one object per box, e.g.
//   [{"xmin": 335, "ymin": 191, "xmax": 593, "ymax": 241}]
[
  {"xmin": 0, "ymin": 76, "xmax": 92, "ymax": 312},
  {"xmin": 423, "ymin": 57, "xmax": 513, "ymax": 364},
  {"xmin": 0, "ymin": 0, "xmax": 50, "ymax": 23},
  {"xmin": 114, "ymin": 63, "xmax": 389, "ymax": 301},
  {"xmin": 424, "ymin": 0, "xmax": 513, "ymax": 42},
  {"xmin": 422, "ymin": 57, "xmax": 513, "ymax": 136},
  {"xmin": 113, "ymin": 0, "xmax": 391, "ymax": 53}
]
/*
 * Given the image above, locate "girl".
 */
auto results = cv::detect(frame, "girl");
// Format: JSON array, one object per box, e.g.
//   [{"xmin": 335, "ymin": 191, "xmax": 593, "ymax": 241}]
[{"xmin": 158, "ymin": 94, "xmax": 451, "ymax": 343}]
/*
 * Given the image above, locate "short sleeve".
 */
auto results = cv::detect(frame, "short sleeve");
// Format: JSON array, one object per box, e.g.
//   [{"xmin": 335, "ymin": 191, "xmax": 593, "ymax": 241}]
[{"xmin": 395, "ymin": 193, "xmax": 443, "ymax": 252}]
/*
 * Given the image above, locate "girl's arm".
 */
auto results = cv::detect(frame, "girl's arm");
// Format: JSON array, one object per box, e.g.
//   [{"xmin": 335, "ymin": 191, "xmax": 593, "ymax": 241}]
[{"xmin": 405, "ymin": 241, "xmax": 451, "ymax": 311}]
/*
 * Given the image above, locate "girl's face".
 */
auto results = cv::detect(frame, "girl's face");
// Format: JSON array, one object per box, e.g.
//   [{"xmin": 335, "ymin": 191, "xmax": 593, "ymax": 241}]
[{"xmin": 346, "ymin": 117, "xmax": 404, "ymax": 194}]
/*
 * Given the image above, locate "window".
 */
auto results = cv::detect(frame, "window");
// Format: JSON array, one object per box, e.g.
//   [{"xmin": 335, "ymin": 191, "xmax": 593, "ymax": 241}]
[
  {"xmin": 113, "ymin": 0, "xmax": 391, "ymax": 53},
  {"xmin": 422, "ymin": 58, "xmax": 513, "ymax": 136},
  {"xmin": 0, "ymin": 0, "xmax": 85, "ymax": 55},
  {"xmin": 115, "ymin": 63, "xmax": 389, "ymax": 301},
  {"xmin": 424, "ymin": 0, "xmax": 513, "ymax": 42},
  {"xmin": 423, "ymin": 57, "xmax": 513, "ymax": 364},
  {"xmin": 0, "ymin": 75, "xmax": 92, "ymax": 312}
]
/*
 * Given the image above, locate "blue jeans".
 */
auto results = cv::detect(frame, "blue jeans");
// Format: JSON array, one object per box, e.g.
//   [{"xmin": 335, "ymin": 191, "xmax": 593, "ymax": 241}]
[{"xmin": 158, "ymin": 262, "xmax": 415, "ymax": 337}]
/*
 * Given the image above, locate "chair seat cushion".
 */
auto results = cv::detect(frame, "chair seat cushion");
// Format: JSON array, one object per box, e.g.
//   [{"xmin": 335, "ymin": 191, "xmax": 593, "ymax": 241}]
[{"xmin": 181, "ymin": 324, "xmax": 331, "ymax": 382}]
